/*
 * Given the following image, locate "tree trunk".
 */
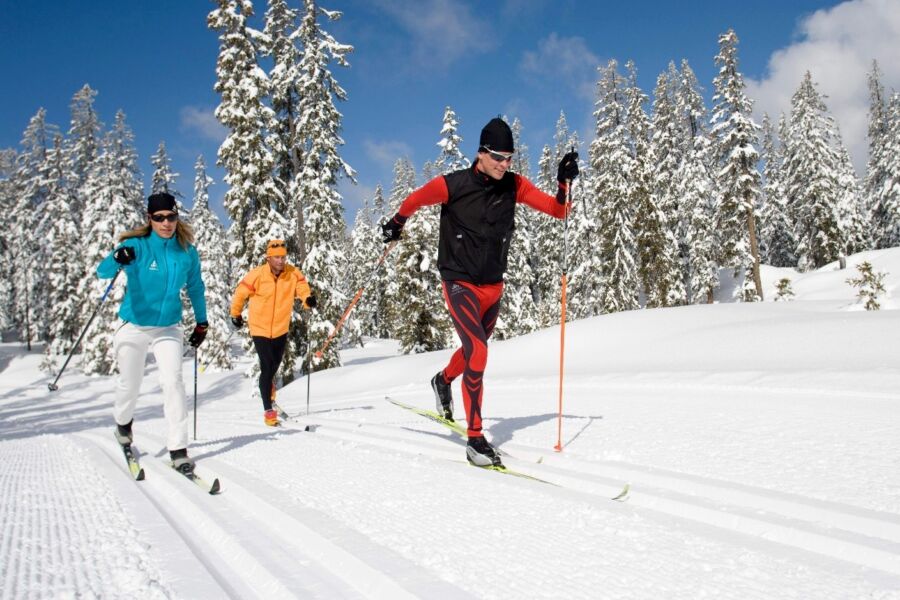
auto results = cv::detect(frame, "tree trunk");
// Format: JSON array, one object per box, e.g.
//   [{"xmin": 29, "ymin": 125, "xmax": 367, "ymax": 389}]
[{"xmin": 745, "ymin": 192, "xmax": 764, "ymax": 300}]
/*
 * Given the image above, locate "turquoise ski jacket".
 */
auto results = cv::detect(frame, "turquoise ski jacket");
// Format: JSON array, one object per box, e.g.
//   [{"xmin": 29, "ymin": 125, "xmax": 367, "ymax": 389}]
[{"xmin": 97, "ymin": 231, "xmax": 207, "ymax": 327}]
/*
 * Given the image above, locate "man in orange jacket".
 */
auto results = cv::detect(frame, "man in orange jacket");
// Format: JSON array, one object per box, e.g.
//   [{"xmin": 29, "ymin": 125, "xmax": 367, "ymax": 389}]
[{"xmin": 230, "ymin": 239, "xmax": 316, "ymax": 426}]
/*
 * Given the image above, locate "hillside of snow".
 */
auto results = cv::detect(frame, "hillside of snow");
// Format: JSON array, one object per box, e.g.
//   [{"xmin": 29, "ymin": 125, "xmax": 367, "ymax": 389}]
[{"xmin": 1, "ymin": 249, "xmax": 898, "ymax": 599}]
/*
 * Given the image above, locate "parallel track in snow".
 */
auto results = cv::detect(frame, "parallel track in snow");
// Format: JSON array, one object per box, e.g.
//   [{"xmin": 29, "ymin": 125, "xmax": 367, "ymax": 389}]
[
  {"xmin": 278, "ymin": 398, "xmax": 900, "ymax": 578},
  {"xmin": 75, "ymin": 430, "xmax": 435, "ymax": 599}
]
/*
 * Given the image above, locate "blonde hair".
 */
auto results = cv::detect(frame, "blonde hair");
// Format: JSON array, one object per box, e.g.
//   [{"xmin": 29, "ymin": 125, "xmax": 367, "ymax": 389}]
[{"xmin": 119, "ymin": 217, "xmax": 195, "ymax": 250}]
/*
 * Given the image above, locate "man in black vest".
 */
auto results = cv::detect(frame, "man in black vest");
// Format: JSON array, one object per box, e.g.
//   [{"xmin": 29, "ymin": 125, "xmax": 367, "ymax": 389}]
[{"xmin": 382, "ymin": 117, "xmax": 578, "ymax": 467}]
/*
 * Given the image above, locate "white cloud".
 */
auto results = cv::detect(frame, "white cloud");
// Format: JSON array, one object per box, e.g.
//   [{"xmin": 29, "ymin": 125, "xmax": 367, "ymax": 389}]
[
  {"xmin": 519, "ymin": 33, "xmax": 600, "ymax": 102},
  {"xmin": 370, "ymin": 0, "xmax": 494, "ymax": 69},
  {"xmin": 363, "ymin": 138, "xmax": 415, "ymax": 171},
  {"xmin": 746, "ymin": 0, "xmax": 900, "ymax": 173},
  {"xmin": 179, "ymin": 106, "xmax": 227, "ymax": 143}
]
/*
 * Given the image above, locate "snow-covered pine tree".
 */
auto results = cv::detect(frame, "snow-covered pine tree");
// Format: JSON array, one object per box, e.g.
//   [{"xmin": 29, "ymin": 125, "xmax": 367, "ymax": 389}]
[
  {"xmin": 12, "ymin": 108, "xmax": 58, "ymax": 347},
  {"xmin": 344, "ymin": 197, "xmax": 383, "ymax": 343},
  {"xmin": 209, "ymin": 0, "xmax": 286, "ymax": 272},
  {"xmin": 387, "ymin": 155, "xmax": 449, "ymax": 353},
  {"xmin": 835, "ymin": 140, "xmax": 869, "ymax": 256},
  {"xmin": 262, "ymin": 0, "xmax": 301, "ymax": 241},
  {"xmin": 759, "ymin": 113, "xmax": 796, "ymax": 267},
  {"xmin": 0, "ymin": 149, "xmax": 18, "ymax": 333},
  {"xmin": 496, "ymin": 117, "xmax": 539, "ymax": 338},
  {"xmin": 79, "ymin": 110, "xmax": 145, "ymax": 375},
  {"xmin": 150, "ymin": 141, "xmax": 184, "ymax": 207},
  {"xmin": 188, "ymin": 155, "xmax": 232, "ymax": 371},
  {"xmin": 65, "ymin": 85, "xmax": 102, "ymax": 225},
  {"xmin": 783, "ymin": 71, "xmax": 844, "ymax": 271},
  {"xmin": 40, "ymin": 134, "xmax": 83, "ymax": 372},
  {"xmin": 869, "ymin": 91, "xmax": 900, "ymax": 248},
  {"xmin": 710, "ymin": 29, "xmax": 764, "ymax": 300},
  {"xmin": 289, "ymin": 0, "xmax": 354, "ymax": 373},
  {"xmin": 435, "ymin": 106, "xmax": 470, "ymax": 173},
  {"xmin": 532, "ymin": 144, "xmax": 560, "ymax": 326},
  {"xmin": 864, "ymin": 61, "xmax": 895, "ymax": 249},
  {"xmin": 641, "ymin": 67, "xmax": 686, "ymax": 308},
  {"xmin": 673, "ymin": 59, "xmax": 717, "ymax": 300},
  {"xmin": 674, "ymin": 135, "xmax": 719, "ymax": 304},
  {"xmin": 592, "ymin": 59, "xmax": 639, "ymax": 314},
  {"xmin": 381, "ymin": 158, "xmax": 415, "ymax": 338}
]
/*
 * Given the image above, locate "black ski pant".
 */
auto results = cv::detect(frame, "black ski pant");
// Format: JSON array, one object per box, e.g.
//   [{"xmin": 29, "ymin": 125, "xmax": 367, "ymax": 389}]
[{"xmin": 252, "ymin": 334, "xmax": 288, "ymax": 411}]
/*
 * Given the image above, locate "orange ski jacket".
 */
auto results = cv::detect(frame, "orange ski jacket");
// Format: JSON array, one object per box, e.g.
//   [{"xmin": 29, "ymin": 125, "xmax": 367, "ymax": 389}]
[{"xmin": 230, "ymin": 264, "xmax": 312, "ymax": 338}]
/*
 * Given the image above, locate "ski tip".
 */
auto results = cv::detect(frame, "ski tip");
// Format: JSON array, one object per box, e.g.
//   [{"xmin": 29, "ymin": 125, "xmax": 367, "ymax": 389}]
[
  {"xmin": 209, "ymin": 479, "xmax": 221, "ymax": 495},
  {"xmin": 304, "ymin": 424, "xmax": 318, "ymax": 432},
  {"xmin": 611, "ymin": 483, "xmax": 631, "ymax": 502},
  {"xmin": 136, "ymin": 469, "xmax": 146, "ymax": 481}
]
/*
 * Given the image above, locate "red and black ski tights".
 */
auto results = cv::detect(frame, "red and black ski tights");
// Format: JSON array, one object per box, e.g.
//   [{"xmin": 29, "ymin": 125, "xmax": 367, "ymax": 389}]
[{"xmin": 440, "ymin": 280, "xmax": 503, "ymax": 437}]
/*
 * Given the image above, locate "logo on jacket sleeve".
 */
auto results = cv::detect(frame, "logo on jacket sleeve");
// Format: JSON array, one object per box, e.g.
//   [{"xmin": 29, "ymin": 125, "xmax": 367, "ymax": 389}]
[{"xmin": 149, "ymin": 260, "xmax": 159, "ymax": 272}]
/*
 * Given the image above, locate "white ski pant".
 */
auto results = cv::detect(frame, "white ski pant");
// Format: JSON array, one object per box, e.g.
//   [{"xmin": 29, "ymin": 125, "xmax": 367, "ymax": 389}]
[{"xmin": 113, "ymin": 322, "xmax": 188, "ymax": 452}]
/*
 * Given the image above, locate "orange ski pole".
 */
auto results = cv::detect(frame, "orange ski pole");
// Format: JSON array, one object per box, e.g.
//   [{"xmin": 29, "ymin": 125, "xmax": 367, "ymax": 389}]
[
  {"xmin": 313, "ymin": 240, "xmax": 398, "ymax": 362},
  {"xmin": 554, "ymin": 179, "xmax": 572, "ymax": 452}
]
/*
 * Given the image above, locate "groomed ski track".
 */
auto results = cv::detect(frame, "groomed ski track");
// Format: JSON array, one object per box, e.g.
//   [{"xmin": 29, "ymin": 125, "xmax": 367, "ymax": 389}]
[
  {"xmin": 279, "ymin": 393, "xmax": 900, "ymax": 579},
  {"xmin": 71, "ymin": 429, "xmax": 468, "ymax": 599}
]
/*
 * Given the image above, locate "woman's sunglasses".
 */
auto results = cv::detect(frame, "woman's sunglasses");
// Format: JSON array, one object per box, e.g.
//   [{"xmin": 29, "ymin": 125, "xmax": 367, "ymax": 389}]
[{"xmin": 150, "ymin": 213, "xmax": 178, "ymax": 223}]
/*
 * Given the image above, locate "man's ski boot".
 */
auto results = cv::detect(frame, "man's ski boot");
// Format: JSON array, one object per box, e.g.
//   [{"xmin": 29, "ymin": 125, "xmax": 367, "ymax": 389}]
[
  {"xmin": 431, "ymin": 371, "xmax": 453, "ymax": 421},
  {"xmin": 170, "ymin": 448, "xmax": 195, "ymax": 474},
  {"xmin": 466, "ymin": 436, "xmax": 502, "ymax": 467},
  {"xmin": 114, "ymin": 420, "xmax": 133, "ymax": 446},
  {"xmin": 264, "ymin": 408, "xmax": 280, "ymax": 427}
]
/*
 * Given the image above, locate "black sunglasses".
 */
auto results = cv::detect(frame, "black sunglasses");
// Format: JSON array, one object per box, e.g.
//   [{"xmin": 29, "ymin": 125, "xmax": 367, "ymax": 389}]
[
  {"xmin": 150, "ymin": 213, "xmax": 178, "ymax": 223},
  {"xmin": 269, "ymin": 242, "xmax": 287, "ymax": 249}
]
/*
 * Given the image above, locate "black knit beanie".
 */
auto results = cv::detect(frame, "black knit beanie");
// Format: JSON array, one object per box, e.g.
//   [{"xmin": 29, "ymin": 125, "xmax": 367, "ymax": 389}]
[
  {"xmin": 147, "ymin": 192, "xmax": 177, "ymax": 214},
  {"xmin": 479, "ymin": 117, "xmax": 514, "ymax": 153}
]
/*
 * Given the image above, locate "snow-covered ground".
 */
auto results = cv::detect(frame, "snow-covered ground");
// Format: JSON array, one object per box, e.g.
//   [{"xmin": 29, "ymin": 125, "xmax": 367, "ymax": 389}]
[{"xmin": 2, "ymin": 250, "xmax": 899, "ymax": 599}]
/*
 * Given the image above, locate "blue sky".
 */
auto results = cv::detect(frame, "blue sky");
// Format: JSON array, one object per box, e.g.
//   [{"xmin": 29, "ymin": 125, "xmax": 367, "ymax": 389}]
[{"xmin": 3, "ymin": 0, "xmax": 897, "ymax": 223}]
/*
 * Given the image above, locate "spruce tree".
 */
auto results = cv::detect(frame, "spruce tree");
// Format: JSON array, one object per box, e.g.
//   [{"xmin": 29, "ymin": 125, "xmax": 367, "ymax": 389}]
[
  {"xmin": 672, "ymin": 59, "xmax": 719, "ymax": 301},
  {"xmin": 209, "ymin": 0, "xmax": 286, "ymax": 273},
  {"xmin": 711, "ymin": 29, "xmax": 764, "ymax": 300},
  {"xmin": 189, "ymin": 156, "xmax": 233, "ymax": 371},
  {"xmin": 864, "ymin": 61, "xmax": 896, "ymax": 249},
  {"xmin": 344, "ymin": 198, "xmax": 382, "ymax": 343},
  {"xmin": 65, "ymin": 85, "xmax": 102, "ymax": 224},
  {"xmin": 869, "ymin": 92, "xmax": 900, "ymax": 248},
  {"xmin": 533, "ymin": 144, "xmax": 561, "ymax": 326},
  {"xmin": 759, "ymin": 113, "xmax": 796, "ymax": 267},
  {"xmin": 783, "ymin": 71, "xmax": 844, "ymax": 270},
  {"xmin": 150, "ymin": 141, "xmax": 183, "ymax": 206},
  {"xmin": 0, "ymin": 149, "xmax": 17, "ymax": 332},
  {"xmin": 290, "ymin": 0, "xmax": 354, "ymax": 371},
  {"xmin": 835, "ymin": 142, "xmax": 869, "ymax": 256},
  {"xmin": 435, "ymin": 106, "xmax": 470, "ymax": 173},
  {"xmin": 592, "ymin": 59, "xmax": 639, "ymax": 314},
  {"xmin": 12, "ymin": 108, "xmax": 58, "ymax": 347},
  {"xmin": 79, "ymin": 111, "xmax": 145, "ymax": 375},
  {"xmin": 41, "ymin": 135, "xmax": 83, "ymax": 372},
  {"xmin": 641, "ymin": 68, "xmax": 686, "ymax": 307}
]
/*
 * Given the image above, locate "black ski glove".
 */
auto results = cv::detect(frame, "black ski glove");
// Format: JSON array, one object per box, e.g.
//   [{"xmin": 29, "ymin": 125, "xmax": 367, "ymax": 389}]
[
  {"xmin": 230, "ymin": 315, "xmax": 243, "ymax": 329},
  {"xmin": 380, "ymin": 214, "xmax": 407, "ymax": 243},
  {"xmin": 113, "ymin": 246, "xmax": 136, "ymax": 265},
  {"xmin": 305, "ymin": 295, "xmax": 317, "ymax": 309},
  {"xmin": 557, "ymin": 151, "xmax": 579, "ymax": 183},
  {"xmin": 188, "ymin": 322, "xmax": 209, "ymax": 348}
]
